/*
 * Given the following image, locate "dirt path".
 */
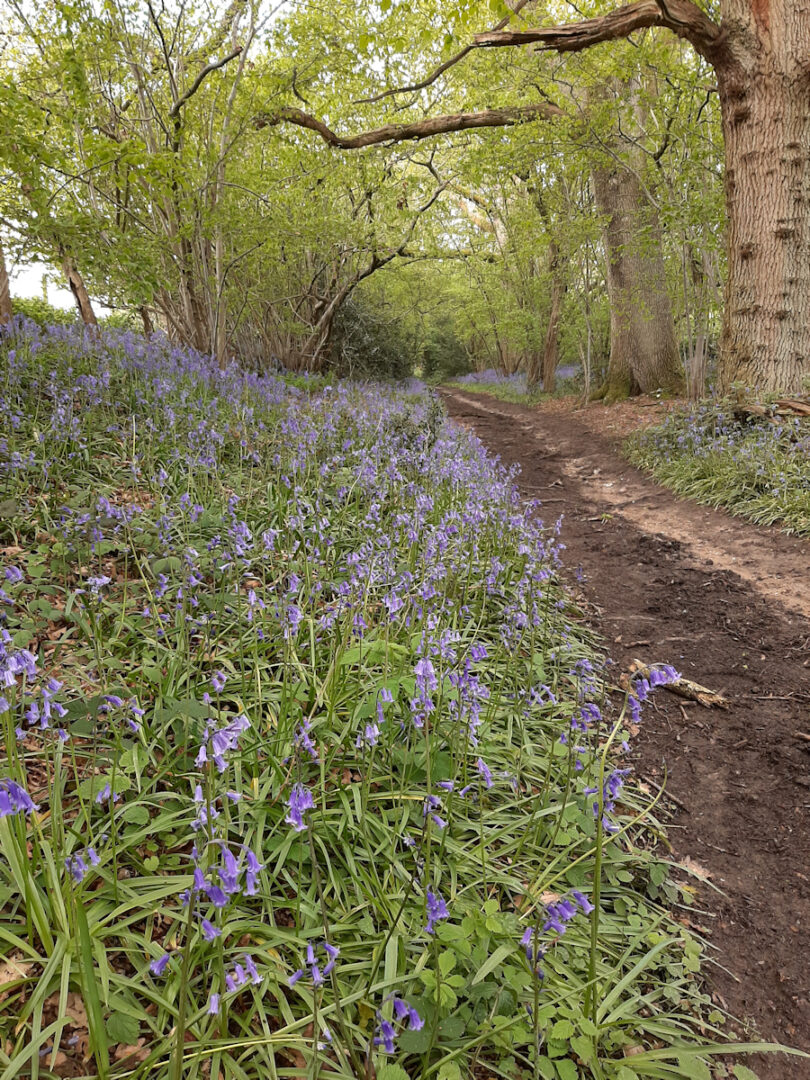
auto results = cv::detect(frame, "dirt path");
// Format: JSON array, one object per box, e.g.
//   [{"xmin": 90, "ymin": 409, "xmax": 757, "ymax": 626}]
[{"xmin": 440, "ymin": 388, "xmax": 810, "ymax": 1079}]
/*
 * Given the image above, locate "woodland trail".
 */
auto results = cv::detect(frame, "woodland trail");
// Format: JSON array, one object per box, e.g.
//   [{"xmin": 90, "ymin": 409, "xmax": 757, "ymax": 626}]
[{"xmin": 439, "ymin": 388, "xmax": 810, "ymax": 1080}]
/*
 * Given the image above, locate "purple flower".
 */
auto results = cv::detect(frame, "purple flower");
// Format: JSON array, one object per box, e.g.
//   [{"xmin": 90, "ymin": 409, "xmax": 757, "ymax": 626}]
[
  {"xmin": 289, "ymin": 940, "xmax": 338, "ymax": 986},
  {"xmin": 211, "ymin": 670, "xmax": 227, "ymax": 694},
  {"xmin": 208, "ymin": 993, "xmax": 220, "ymax": 1014},
  {"xmin": 285, "ymin": 783, "xmax": 315, "ymax": 832},
  {"xmin": 200, "ymin": 918, "xmax": 220, "ymax": 942},
  {"xmin": 572, "ymin": 889, "xmax": 594, "ymax": 915},
  {"xmin": 244, "ymin": 850, "xmax": 263, "ymax": 895},
  {"xmin": 375, "ymin": 1019, "xmax": 396, "ymax": 1054},
  {"xmin": 150, "ymin": 953, "xmax": 172, "ymax": 977},
  {"xmin": 425, "ymin": 889, "xmax": 449, "ymax": 935},
  {"xmin": 0, "ymin": 778, "xmax": 38, "ymax": 818},
  {"xmin": 294, "ymin": 717, "xmax": 318, "ymax": 761},
  {"xmin": 476, "ymin": 757, "xmax": 493, "ymax": 789}
]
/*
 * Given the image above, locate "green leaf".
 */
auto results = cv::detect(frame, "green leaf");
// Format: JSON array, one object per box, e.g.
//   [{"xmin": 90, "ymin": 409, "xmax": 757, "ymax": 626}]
[
  {"xmin": 534, "ymin": 1058, "xmax": 556, "ymax": 1080},
  {"xmin": 106, "ymin": 1011, "xmax": 140, "ymax": 1045},
  {"xmin": 471, "ymin": 943, "xmax": 513, "ymax": 985},
  {"xmin": 549, "ymin": 1019, "xmax": 575, "ymax": 1040},
  {"xmin": 377, "ymin": 1067, "xmax": 409, "ymax": 1080},
  {"xmin": 122, "ymin": 805, "xmax": 149, "ymax": 826},
  {"xmin": 570, "ymin": 1035, "xmax": 593, "ymax": 1062},
  {"xmin": 75, "ymin": 904, "xmax": 109, "ymax": 1077},
  {"xmin": 733, "ymin": 1068, "xmax": 761, "ymax": 1080},
  {"xmin": 677, "ymin": 1057, "xmax": 711, "ymax": 1080},
  {"xmin": 437, "ymin": 1015, "xmax": 465, "ymax": 1040},
  {"xmin": 397, "ymin": 1025, "xmax": 431, "ymax": 1054},
  {"xmin": 555, "ymin": 1059, "xmax": 578, "ymax": 1080},
  {"xmin": 438, "ymin": 949, "xmax": 456, "ymax": 977}
]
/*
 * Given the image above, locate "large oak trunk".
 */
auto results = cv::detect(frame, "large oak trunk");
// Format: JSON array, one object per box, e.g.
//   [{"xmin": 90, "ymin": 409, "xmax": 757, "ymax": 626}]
[
  {"xmin": 716, "ymin": 2, "xmax": 810, "ymax": 394},
  {"xmin": 592, "ymin": 161, "xmax": 683, "ymax": 401}
]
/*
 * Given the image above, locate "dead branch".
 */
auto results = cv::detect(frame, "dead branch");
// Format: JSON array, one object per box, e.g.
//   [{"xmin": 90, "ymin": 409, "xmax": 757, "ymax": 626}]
[{"xmin": 631, "ymin": 659, "xmax": 730, "ymax": 709}]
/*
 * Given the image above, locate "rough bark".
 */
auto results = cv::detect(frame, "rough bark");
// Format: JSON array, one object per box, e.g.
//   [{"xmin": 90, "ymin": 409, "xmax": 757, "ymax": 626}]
[
  {"xmin": 473, "ymin": 0, "xmax": 724, "ymax": 62},
  {"xmin": 60, "ymin": 251, "xmax": 100, "ymax": 335},
  {"xmin": 475, "ymin": 0, "xmax": 810, "ymax": 395},
  {"xmin": 715, "ymin": 1, "xmax": 810, "ymax": 393},
  {"xmin": 592, "ymin": 161, "xmax": 683, "ymax": 400},
  {"xmin": 267, "ymin": 0, "xmax": 810, "ymax": 394},
  {"xmin": 139, "ymin": 305, "xmax": 154, "ymax": 336},
  {"xmin": 257, "ymin": 103, "xmax": 563, "ymax": 148},
  {"xmin": 0, "ymin": 242, "xmax": 12, "ymax": 324}
]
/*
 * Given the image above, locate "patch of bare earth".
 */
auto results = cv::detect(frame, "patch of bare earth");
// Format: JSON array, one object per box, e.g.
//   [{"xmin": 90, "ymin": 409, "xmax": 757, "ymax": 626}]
[{"xmin": 440, "ymin": 387, "xmax": 810, "ymax": 1080}]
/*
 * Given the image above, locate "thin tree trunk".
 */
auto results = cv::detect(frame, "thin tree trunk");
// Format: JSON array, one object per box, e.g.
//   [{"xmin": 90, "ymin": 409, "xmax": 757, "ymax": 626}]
[
  {"xmin": 541, "ymin": 243, "xmax": 565, "ymax": 394},
  {"xmin": 592, "ymin": 160, "xmax": 683, "ymax": 401},
  {"xmin": 715, "ymin": 3, "xmax": 810, "ymax": 394},
  {"xmin": 0, "ymin": 242, "xmax": 12, "ymax": 324},
  {"xmin": 60, "ymin": 251, "xmax": 100, "ymax": 335},
  {"xmin": 140, "ymin": 305, "xmax": 154, "ymax": 336}
]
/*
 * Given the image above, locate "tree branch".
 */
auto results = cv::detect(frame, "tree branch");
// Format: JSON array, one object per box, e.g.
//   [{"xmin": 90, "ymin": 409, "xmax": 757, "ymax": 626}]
[
  {"xmin": 255, "ymin": 103, "xmax": 564, "ymax": 149},
  {"xmin": 473, "ymin": 0, "xmax": 724, "ymax": 63},
  {"xmin": 169, "ymin": 47, "xmax": 243, "ymax": 118},
  {"xmin": 355, "ymin": 0, "xmax": 534, "ymax": 105}
]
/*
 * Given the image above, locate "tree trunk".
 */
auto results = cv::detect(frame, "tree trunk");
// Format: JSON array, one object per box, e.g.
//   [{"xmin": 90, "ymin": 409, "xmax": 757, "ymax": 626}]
[
  {"xmin": 60, "ymin": 251, "xmax": 100, "ymax": 335},
  {"xmin": 715, "ymin": 3, "xmax": 810, "ymax": 394},
  {"xmin": 139, "ymin": 305, "xmax": 154, "ymax": 336},
  {"xmin": 0, "ymin": 242, "xmax": 12, "ymax": 324},
  {"xmin": 592, "ymin": 161, "xmax": 683, "ymax": 402},
  {"xmin": 541, "ymin": 242, "xmax": 565, "ymax": 394}
]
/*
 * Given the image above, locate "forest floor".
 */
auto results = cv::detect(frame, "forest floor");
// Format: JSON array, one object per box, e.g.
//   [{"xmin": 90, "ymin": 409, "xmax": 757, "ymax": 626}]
[{"xmin": 439, "ymin": 387, "xmax": 810, "ymax": 1080}]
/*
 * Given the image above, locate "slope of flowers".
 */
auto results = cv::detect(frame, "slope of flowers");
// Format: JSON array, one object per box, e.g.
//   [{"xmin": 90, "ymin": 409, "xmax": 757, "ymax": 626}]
[
  {"xmin": 450, "ymin": 367, "xmax": 581, "ymax": 402},
  {"xmin": 627, "ymin": 401, "xmax": 810, "ymax": 536},
  {"xmin": 0, "ymin": 320, "xmax": 748, "ymax": 1079}
]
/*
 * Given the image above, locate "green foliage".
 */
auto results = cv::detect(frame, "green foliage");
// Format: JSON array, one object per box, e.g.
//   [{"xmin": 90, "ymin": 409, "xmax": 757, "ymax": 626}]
[
  {"xmin": 329, "ymin": 294, "xmax": 414, "ymax": 379},
  {"xmin": 0, "ymin": 324, "xmax": 788, "ymax": 1079},
  {"xmin": 627, "ymin": 402, "xmax": 810, "ymax": 535},
  {"xmin": 422, "ymin": 319, "xmax": 471, "ymax": 383},
  {"xmin": 11, "ymin": 296, "xmax": 77, "ymax": 327}
]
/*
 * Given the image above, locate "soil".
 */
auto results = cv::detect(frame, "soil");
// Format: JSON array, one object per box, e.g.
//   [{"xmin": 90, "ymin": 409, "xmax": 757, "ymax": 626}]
[{"xmin": 439, "ymin": 388, "xmax": 810, "ymax": 1080}]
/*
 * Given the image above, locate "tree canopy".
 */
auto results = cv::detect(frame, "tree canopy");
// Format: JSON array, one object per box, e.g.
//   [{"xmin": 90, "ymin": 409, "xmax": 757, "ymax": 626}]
[{"xmin": 2, "ymin": 0, "xmax": 806, "ymax": 394}]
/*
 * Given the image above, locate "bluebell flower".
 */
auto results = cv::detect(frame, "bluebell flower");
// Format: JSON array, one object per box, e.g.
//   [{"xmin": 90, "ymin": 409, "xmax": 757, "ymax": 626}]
[
  {"xmin": 425, "ymin": 889, "xmax": 449, "ymax": 934},
  {"xmin": 0, "ymin": 778, "xmax": 38, "ymax": 817},
  {"xmin": 200, "ymin": 918, "xmax": 220, "ymax": 942},
  {"xmin": 285, "ymin": 783, "xmax": 314, "ymax": 832},
  {"xmin": 150, "ymin": 953, "xmax": 172, "ymax": 976},
  {"xmin": 476, "ymin": 757, "xmax": 493, "ymax": 789}
]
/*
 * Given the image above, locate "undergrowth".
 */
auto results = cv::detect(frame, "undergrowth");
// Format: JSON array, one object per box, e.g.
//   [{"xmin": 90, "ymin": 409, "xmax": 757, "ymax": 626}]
[
  {"xmin": 627, "ymin": 401, "xmax": 810, "ymax": 536},
  {"xmin": 0, "ymin": 320, "xmax": 786, "ymax": 1079},
  {"xmin": 446, "ymin": 369, "xmax": 582, "ymax": 405}
]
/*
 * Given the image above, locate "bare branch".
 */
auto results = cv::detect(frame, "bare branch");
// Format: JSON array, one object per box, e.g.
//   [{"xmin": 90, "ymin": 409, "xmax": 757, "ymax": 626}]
[
  {"xmin": 474, "ymin": 0, "xmax": 723, "ymax": 63},
  {"xmin": 355, "ymin": 0, "xmax": 534, "ymax": 105},
  {"xmin": 169, "ymin": 47, "xmax": 243, "ymax": 118},
  {"xmin": 255, "ymin": 103, "xmax": 564, "ymax": 150}
]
